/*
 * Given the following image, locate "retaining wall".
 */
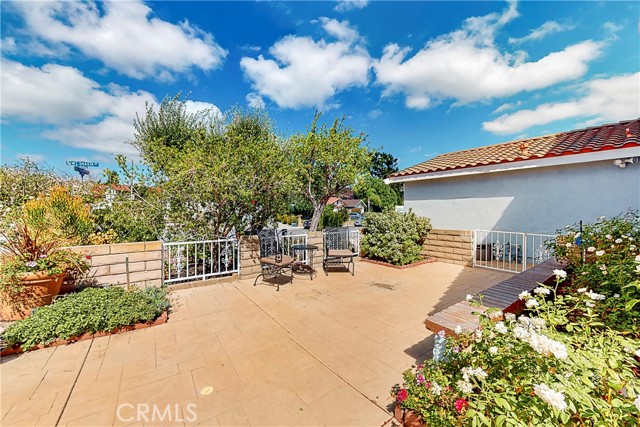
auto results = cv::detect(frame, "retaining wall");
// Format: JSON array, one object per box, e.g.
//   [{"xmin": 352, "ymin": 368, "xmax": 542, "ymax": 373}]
[
  {"xmin": 68, "ymin": 241, "xmax": 163, "ymax": 288},
  {"xmin": 422, "ymin": 229, "xmax": 473, "ymax": 266}
]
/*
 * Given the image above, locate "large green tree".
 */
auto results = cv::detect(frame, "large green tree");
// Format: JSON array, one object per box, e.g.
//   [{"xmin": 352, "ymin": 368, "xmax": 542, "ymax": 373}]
[
  {"xmin": 353, "ymin": 175, "xmax": 399, "ymax": 212},
  {"xmin": 369, "ymin": 151, "xmax": 399, "ymax": 179},
  {"xmin": 287, "ymin": 113, "xmax": 371, "ymax": 231},
  {"xmin": 131, "ymin": 96, "xmax": 293, "ymax": 239}
]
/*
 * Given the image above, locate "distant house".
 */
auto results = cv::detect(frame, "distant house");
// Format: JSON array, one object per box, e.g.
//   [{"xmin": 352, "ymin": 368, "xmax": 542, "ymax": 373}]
[
  {"xmin": 328, "ymin": 197, "xmax": 367, "ymax": 212},
  {"xmin": 385, "ymin": 119, "xmax": 640, "ymax": 233}
]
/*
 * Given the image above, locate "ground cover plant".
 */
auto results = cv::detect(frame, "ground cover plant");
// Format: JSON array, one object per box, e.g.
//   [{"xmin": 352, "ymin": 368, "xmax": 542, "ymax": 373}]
[
  {"xmin": 2, "ymin": 286, "xmax": 170, "ymax": 350},
  {"xmin": 393, "ymin": 214, "xmax": 640, "ymax": 426},
  {"xmin": 362, "ymin": 210, "xmax": 431, "ymax": 265}
]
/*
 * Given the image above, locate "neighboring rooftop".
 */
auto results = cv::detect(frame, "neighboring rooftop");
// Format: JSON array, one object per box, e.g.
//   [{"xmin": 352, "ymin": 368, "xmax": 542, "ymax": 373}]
[{"xmin": 390, "ymin": 118, "xmax": 639, "ymax": 178}]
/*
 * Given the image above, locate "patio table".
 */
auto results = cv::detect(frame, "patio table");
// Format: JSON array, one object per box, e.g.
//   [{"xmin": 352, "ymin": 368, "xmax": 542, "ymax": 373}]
[{"xmin": 292, "ymin": 244, "xmax": 319, "ymax": 280}]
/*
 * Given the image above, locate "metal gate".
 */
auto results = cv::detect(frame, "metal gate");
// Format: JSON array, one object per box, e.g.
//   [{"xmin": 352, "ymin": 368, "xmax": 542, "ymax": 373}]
[
  {"xmin": 162, "ymin": 238, "xmax": 241, "ymax": 285},
  {"xmin": 472, "ymin": 230, "xmax": 555, "ymax": 273}
]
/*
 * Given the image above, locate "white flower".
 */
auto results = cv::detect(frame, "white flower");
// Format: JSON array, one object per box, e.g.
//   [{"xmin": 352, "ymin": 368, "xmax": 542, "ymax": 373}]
[
  {"xmin": 518, "ymin": 316, "xmax": 531, "ymax": 326},
  {"xmin": 494, "ymin": 322, "xmax": 508, "ymax": 334},
  {"xmin": 630, "ymin": 245, "xmax": 637, "ymax": 250},
  {"xmin": 587, "ymin": 246, "xmax": 596, "ymax": 252},
  {"xmin": 513, "ymin": 325, "xmax": 530, "ymax": 340},
  {"xmin": 457, "ymin": 380, "xmax": 473, "ymax": 394},
  {"xmin": 577, "ymin": 288, "xmax": 587, "ymax": 293},
  {"xmin": 614, "ymin": 293, "xmax": 620, "ymax": 298},
  {"xmin": 553, "ymin": 269, "xmax": 567, "ymax": 280},
  {"xmin": 606, "ymin": 234, "xmax": 612, "ymax": 240},
  {"xmin": 635, "ymin": 255, "xmax": 640, "ymax": 263},
  {"xmin": 474, "ymin": 329, "xmax": 483, "ymax": 342},
  {"xmin": 489, "ymin": 346, "xmax": 498, "ymax": 355},
  {"xmin": 615, "ymin": 238, "xmax": 623, "ymax": 244},
  {"xmin": 635, "ymin": 396, "xmax": 640, "ymax": 412},
  {"xmin": 636, "ymin": 264, "xmax": 640, "ymax": 273},
  {"xmin": 531, "ymin": 317, "xmax": 546, "ymax": 328},
  {"xmin": 635, "ymin": 349, "xmax": 640, "ymax": 358},
  {"xmin": 586, "ymin": 301, "xmax": 595, "ymax": 308},
  {"xmin": 465, "ymin": 294, "xmax": 473, "ymax": 302},
  {"xmin": 596, "ymin": 250, "xmax": 605, "ymax": 256},
  {"xmin": 534, "ymin": 384, "xmax": 567, "ymax": 411},
  {"xmin": 461, "ymin": 366, "xmax": 488, "ymax": 382},
  {"xmin": 489, "ymin": 310, "xmax": 503, "ymax": 320},
  {"xmin": 565, "ymin": 243, "xmax": 572, "ymax": 248},
  {"xmin": 585, "ymin": 290, "xmax": 606, "ymax": 301},
  {"xmin": 526, "ymin": 299, "xmax": 539, "ymax": 309},
  {"xmin": 431, "ymin": 381, "xmax": 442, "ymax": 396},
  {"xmin": 534, "ymin": 287, "xmax": 551, "ymax": 295},
  {"xmin": 454, "ymin": 325, "xmax": 463, "ymax": 334},
  {"xmin": 505, "ymin": 313, "xmax": 516, "ymax": 322},
  {"xmin": 518, "ymin": 291, "xmax": 531, "ymax": 300}
]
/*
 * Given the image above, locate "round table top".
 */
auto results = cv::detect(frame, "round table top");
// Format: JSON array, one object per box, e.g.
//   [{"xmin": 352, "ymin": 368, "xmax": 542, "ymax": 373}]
[{"xmin": 292, "ymin": 244, "xmax": 319, "ymax": 250}]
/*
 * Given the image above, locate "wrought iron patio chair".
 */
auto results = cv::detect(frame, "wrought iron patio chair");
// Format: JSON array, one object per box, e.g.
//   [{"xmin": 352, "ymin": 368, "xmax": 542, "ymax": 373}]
[
  {"xmin": 253, "ymin": 228, "xmax": 294, "ymax": 291},
  {"xmin": 323, "ymin": 227, "xmax": 357, "ymax": 276}
]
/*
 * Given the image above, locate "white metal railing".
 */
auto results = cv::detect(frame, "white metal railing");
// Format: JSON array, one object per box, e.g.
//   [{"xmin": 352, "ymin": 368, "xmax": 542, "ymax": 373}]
[
  {"xmin": 162, "ymin": 238, "xmax": 240, "ymax": 285},
  {"xmin": 350, "ymin": 228, "xmax": 361, "ymax": 255},
  {"xmin": 472, "ymin": 230, "xmax": 555, "ymax": 273},
  {"xmin": 280, "ymin": 232, "xmax": 309, "ymax": 263}
]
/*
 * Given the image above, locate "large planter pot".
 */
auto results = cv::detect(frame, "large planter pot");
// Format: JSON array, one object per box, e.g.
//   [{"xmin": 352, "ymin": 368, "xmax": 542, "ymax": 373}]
[
  {"xmin": 0, "ymin": 272, "xmax": 66, "ymax": 321},
  {"xmin": 394, "ymin": 403, "xmax": 425, "ymax": 427}
]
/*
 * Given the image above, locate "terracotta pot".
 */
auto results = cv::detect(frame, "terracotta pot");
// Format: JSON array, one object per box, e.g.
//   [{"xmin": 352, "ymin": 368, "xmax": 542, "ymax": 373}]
[
  {"xmin": 394, "ymin": 403, "xmax": 426, "ymax": 427},
  {"xmin": 0, "ymin": 272, "xmax": 66, "ymax": 320}
]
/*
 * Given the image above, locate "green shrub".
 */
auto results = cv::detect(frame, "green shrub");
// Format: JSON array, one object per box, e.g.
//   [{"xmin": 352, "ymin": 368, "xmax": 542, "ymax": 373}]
[
  {"xmin": 362, "ymin": 210, "xmax": 431, "ymax": 265},
  {"xmin": 320, "ymin": 206, "xmax": 348, "ymax": 229},
  {"xmin": 2, "ymin": 286, "xmax": 170, "ymax": 350}
]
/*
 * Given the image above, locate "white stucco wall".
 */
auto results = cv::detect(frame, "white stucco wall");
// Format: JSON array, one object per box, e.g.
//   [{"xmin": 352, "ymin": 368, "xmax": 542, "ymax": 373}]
[{"xmin": 404, "ymin": 160, "xmax": 640, "ymax": 233}]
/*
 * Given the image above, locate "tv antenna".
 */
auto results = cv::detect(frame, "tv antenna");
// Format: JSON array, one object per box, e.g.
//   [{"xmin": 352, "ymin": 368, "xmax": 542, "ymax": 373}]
[{"xmin": 66, "ymin": 161, "xmax": 99, "ymax": 181}]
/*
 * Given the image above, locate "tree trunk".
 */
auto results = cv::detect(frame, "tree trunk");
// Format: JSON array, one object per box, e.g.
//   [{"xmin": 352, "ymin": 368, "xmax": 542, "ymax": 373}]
[{"xmin": 309, "ymin": 203, "xmax": 324, "ymax": 232}]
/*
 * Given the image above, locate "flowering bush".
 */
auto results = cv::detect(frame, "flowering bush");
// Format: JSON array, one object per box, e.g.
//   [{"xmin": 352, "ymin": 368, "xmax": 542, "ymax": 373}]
[
  {"xmin": 394, "ymin": 277, "xmax": 640, "ymax": 426},
  {"xmin": 393, "ymin": 214, "xmax": 640, "ymax": 426},
  {"xmin": 362, "ymin": 210, "xmax": 431, "ymax": 265},
  {"xmin": 553, "ymin": 212, "xmax": 640, "ymax": 337}
]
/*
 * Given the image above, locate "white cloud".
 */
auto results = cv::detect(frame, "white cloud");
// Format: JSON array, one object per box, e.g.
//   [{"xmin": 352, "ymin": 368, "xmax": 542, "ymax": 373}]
[
  {"xmin": 240, "ymin": 19, "xmax": 370, "ymax": 109},
  {"xmin": 246, "ymin": 93, "xmax": 266, "ymax": 109},
  {"xmin": 2, "ymin": 59, "xmax": 220, "ymax": 156},
  {"xmin": 11, "ymin": 0, "xmax": 227, "ymax": 80},
  {"xmin": 334, "ymin": 0, "xmax": 369, "ymax": 13},
  {"xmin": 492, "ymin": 101, "xmax": 522, "ymax": 114},
  {"xmin": 482, "ymin": 72, "xmax": 640, "ymax": 134},
  {"xmin": 508, "ymin": 21, "xmax": 575, "ymax": 44},
  {"xmin": 368, "ymin": 109, "xmax": 382, "ymax": 118},
  {"xmin": 373, "ymin": 1, "xmax": 603, "ymax": 109}
]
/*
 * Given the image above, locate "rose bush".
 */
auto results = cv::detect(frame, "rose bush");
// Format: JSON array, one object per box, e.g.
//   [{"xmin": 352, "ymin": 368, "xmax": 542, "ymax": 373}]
[{"xmin": 393, "ymin": 214, "xmax": 640, "ymax": 426}]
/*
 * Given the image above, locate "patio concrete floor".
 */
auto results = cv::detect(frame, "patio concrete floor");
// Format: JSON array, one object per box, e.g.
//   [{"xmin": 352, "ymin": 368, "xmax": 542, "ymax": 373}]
[{"xmin": 1, "ymin": 261, "xmax": 512, "ymax": 427}]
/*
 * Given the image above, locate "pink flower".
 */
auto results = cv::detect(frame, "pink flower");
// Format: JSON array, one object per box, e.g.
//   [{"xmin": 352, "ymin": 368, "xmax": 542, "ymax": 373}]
[
  {"xmin": 25, "ymin": 261, "xmax": 37, "ymax": 268},
  {"xmin": 455, "ymin": 398, "xmax": 469, "ymax": 413},
  {"xmin": 416, "ymin": 374, "xmax": 425, "ymax": 384},
  {"xmin": 396, "ymin": 389, "xmax": 408, "ymax": 402}
]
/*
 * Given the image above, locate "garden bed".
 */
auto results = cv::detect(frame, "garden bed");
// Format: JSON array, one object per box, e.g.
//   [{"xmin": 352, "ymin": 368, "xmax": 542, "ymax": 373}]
[
  {"xmin": 360, "ymin": 257, "xmax": 435, "ymax": 269},
  {"xmin": 1, "ymin": 286, "xmax": 170, "ymax": 355},
  {"xmin": 0, "ymin": 311, "xmax": 168, "ymax": 356}
]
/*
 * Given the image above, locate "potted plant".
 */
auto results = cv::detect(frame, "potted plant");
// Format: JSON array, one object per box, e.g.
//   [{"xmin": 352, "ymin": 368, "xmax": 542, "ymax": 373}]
[{"xmin": 0, "ymin": 221, "xmax": 89, "ymax": 320}]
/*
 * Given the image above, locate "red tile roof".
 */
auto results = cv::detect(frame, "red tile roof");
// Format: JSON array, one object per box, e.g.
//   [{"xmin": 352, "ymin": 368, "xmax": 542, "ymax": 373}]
[{"xmin": 391, "ymin": 119, "xmax": 639, "ymax": 178}]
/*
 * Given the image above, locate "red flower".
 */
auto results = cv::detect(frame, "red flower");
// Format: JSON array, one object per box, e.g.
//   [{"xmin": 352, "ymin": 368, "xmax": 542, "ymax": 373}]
[
  {"xmin": 251, "ymin": 200, "xmax": 256, "ymax": 205},
  {"xmin": 396, "ymin": 389, "xmax": 408, "ymax": 402},
  {"xmin": 454, "ymin": 398, "xmax": 469, "ymax": 413},
  {"xmin": 85, "ymin": 255, "xmax": 92, "ymax": 260}
]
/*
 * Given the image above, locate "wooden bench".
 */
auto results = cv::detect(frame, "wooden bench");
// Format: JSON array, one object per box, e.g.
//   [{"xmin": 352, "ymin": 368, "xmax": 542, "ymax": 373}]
[{"xmin": 424, "ymin": 258, "xmax": 565, "ymax": 335}]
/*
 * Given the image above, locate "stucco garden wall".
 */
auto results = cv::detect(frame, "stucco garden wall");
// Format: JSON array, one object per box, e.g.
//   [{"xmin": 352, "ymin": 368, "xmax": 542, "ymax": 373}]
[{"xmin": 404, "ymin": 160, "xmax": 640, "ymax": 234}]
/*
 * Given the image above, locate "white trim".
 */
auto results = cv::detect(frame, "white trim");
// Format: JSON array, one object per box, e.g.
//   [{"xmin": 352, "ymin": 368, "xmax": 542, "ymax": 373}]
[{"xmin": 385, "ymin": 146, "xmax": 640, "ymax": 184}]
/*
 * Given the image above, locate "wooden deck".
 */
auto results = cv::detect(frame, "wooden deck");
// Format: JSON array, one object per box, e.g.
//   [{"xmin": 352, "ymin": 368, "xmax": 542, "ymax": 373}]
[{"xmin": 424, "ymin": 258, "xmax": 565, "ymax": 335}]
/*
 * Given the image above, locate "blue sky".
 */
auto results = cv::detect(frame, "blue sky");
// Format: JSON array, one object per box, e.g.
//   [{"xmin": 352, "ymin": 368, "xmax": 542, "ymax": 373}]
[{"xmin": 1, "ymin": 0, "xmax": 639, "ymax": 177}]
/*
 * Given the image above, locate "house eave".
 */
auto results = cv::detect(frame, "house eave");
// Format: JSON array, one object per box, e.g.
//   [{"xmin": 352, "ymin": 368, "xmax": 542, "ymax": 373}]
[{"xmin": 384, "ymin": 146, "xmax": 640, "ymax": 185}]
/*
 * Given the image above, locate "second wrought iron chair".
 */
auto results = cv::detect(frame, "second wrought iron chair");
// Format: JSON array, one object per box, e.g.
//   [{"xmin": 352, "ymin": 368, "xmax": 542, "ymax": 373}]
[
  {"xmin": 253, "ymin": 229, "xmax": 294, "ymax": 291},
  {"xmin": 322, "ymin": 227, "xmax": 357, "ymax": 275}
]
